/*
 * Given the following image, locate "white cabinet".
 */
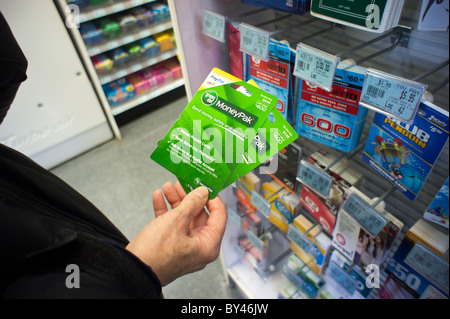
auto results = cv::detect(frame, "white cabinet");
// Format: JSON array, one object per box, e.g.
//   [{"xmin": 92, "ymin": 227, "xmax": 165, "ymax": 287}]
[{"xmin": 0, "ymin": 0, "xmax": 113, "ymax": 169}]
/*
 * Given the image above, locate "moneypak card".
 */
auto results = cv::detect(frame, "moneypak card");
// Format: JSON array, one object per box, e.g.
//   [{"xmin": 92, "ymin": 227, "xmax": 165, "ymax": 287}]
[{"xmin": 151, "ymin": 68, "xmax": 298, "ymax": 198}]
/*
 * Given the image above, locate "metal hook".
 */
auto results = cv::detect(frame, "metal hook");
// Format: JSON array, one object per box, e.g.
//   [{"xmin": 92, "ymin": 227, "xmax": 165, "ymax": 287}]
[
  {"xmin": 371, "ymin": 186, "xmax": 396, "ymax": 208},
  {"xmin": 412, "ymin": 60, "xmax": 449, "ymax": 82}
]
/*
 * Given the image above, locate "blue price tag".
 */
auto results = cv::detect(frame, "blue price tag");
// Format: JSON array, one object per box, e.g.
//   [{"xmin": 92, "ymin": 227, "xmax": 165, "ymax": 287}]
[
  {"xmin": 293, "ymin": 43, "xmax": 340, "ymax": 92},
  {"xmin": 297, "ymin": 160, "xmax": 333, "ymax": 198},
  {"xmin": 203, "ymin": 10, "xmax": 226, "ymax": 43},
  {"xmin": 251, "ymin": 190, "xmax": 271, "ymax": 217},
  {"xmin": 342, "ymin": 193, "xmax": 388, "ymax": 237},
  {"xmin": 327, "ymin": 262, "xmax": 357, "ymax": 294},
  {"xmin": 247, "ymin": 230, "xmax": 265, "ymax": 252},
  {"xmin": 239, "ymin": 23, "xmax": 270, "ymax": 61},
  {"xmin": 287, "ymin": 224, "xmax": 313, "ymax": 254},
  {"xmin": 360, "ymin": 68, "xmax": 427, "ymax": 123},
  {"xmin": 227, "ymin": 207, "xmax": 242, "ymax": 227}
]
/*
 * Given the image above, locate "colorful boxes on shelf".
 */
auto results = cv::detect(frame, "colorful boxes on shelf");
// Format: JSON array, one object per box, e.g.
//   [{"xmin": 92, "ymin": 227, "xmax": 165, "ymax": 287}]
[{"xmin": 102, "ymin": 78, "xmax": 135, "ymax": 106}]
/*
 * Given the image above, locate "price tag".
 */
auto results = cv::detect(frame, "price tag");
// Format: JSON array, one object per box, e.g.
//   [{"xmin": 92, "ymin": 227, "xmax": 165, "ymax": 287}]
[
  {"xmin": 251, "ymin": 190, "xmax": 271, "ymax": 217},
  {"xmin": 227, "ymin": 207, "xmax": 242, "ymax": 227},
  {"xmin": 360, "ymin": 68, "xmax": 427, "ymax": 123},
  {"xmin": 297, "ymin": 160, "xmax": 333, "ymax": 198},
  {"xmin": 287, "ymin": 224, "xmax": 313, "ymax": 254},
  {"xmin": 247, "ymin": 230, "xmax": 265, "ymax": 252},
  {"xmin": 342, "ymin": 193, "xmax": 388, "ymax": 237},
  {"xmin": 202, "ymin": 10, "xmax": 226, "ymax": 43},
  {"xmin": 405, "ymin": 242, "xmax": 449, "ymax": 294},
  {"xmin": 293, "ymin": 43, "xmax": 340, "ymax": 92},
  {"xmin": 327, "ymin": 262, "xmax": 357, "ymax": 294},
  {"xmin": 239, "ymin": 23, "xmax": 270, "ymax": 61}
]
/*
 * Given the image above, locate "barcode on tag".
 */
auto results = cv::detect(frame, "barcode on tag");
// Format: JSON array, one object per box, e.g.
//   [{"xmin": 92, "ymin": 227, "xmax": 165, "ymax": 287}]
[
  {"xmin": 297, "ymin": 60, "xmax": 310, "ymax": 72},
  {"xmin": 367, "ymin": 85, "xmax": 386, "ymax": 99},
  {"xmin": 243, "ymin": 35, "xmax": 252, "ymax": 46}
]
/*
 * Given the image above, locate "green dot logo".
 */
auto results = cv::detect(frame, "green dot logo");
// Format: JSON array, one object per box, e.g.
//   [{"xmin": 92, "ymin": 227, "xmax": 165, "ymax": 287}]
[
  {"xmin": 201, "ymin": 90, "xmax": 218, "ymax": 106},
  {"xmin": 194, "ymin": 177, "xmax": 202, "ymax": 185}
]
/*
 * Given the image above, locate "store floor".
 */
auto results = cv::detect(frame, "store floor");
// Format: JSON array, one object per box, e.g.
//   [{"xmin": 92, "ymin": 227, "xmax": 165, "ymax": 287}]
[{"xmin": 51, "ymin": 96, "xmax": 243, "ymax": 299}]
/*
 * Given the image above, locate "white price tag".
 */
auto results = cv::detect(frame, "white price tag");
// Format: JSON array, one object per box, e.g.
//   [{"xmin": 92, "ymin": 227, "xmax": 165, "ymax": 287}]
[
  {"xmin": 297, "ymin": 160, "xmax": 333, "ymax": 198},
  {"xmin": 239, "ymin": 23, "xmax": 270, "ymax": 61},
  {"xmin": 342, "ymin": 193, "xmax": 388, "ymax": 237},
  {"xmin": 251, "ymin": 190, "xmax": 271, "ymax": 217},
  {"xmin": 293, "ymin": 43, "xmax": 340, "ymax": 92},
  {"xmin": 360, "ymin": 68, "xmax": 427, "ymax": 123},
  {"xmin": 227, "ymin": 207, "xmax": 242, "ymax": 227},
  {"xmin": 202, "ymin": 10, "xmax": 226, "ymax": 43},
  {"xmin": 405, "ymin": 242, "xmax": 449, "ymax": 294}
]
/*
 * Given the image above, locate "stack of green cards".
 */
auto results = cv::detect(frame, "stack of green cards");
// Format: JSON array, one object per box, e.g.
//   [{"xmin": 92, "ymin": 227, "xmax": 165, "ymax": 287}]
[{"xmin": 151, "ymin": 68, "xmax": 299, "ymax": 198}]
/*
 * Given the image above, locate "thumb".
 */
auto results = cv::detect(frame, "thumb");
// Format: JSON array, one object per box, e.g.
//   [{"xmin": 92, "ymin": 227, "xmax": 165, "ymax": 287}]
[{"xmin": 176, "ymin": 186, "xmax": 209, "ymax": 220}]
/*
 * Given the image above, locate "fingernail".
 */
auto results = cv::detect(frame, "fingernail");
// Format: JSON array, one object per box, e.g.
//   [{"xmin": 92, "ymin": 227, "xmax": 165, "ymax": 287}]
[{"xmin": 194, "ymin": 186, "xmax": 209, "ymax": 199}]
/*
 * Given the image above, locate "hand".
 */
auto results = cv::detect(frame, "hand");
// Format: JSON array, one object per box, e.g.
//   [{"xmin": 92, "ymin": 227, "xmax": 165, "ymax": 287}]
[{"xmin": 126, "ymin": 181, "xmax": 227, "ymax": 286}]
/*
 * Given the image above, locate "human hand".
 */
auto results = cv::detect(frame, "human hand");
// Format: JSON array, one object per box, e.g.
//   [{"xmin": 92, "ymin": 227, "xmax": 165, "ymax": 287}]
[{"xmin": 126, "ymin": 181, "xmax": 227, "ymax": 286}]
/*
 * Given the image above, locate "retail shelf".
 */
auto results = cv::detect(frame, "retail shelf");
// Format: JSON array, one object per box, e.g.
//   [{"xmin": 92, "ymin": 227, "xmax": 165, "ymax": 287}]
[
  {"xmin": 98, "ymin": 48, "xmax": 178, "ymax": 84},
  {"xmin": 79, "ymin": 0, "xmax": 157, "ymax": 23},
  {"xmin": 226, "ymin": 259, "xmax": 286, "ymax": 299},
  {"xmin": 87, "ymin": 19, "xmax": 173, "ymax": 56},
  {"xmin": 111, "ymin": 77, "xmax": 184, "ymax": 115}
]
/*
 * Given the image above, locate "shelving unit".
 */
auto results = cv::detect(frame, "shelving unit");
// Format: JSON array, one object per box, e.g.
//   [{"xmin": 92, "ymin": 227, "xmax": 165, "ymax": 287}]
[
  {"xmin": 56, "ymin": 0, "xmax": 185, "ymax": 139},
  {"xmin": 170, "ymin": 0, "xmax": 449, "ymax": 299}
]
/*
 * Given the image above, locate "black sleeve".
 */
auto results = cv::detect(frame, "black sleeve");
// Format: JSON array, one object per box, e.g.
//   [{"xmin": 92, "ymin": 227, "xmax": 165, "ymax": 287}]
[{"xmin": 0, "ymin": 10, "xmax": 28, "ymax": 125}]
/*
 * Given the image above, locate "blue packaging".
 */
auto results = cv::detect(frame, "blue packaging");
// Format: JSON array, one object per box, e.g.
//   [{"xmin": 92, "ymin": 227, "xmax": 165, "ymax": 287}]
[
  {"xmin": 295, "ymin": 62, "xmax": 368, "ymax": 152},
  {"xmin": 244, "ymin": 39, "xmax": 291, "ymax": 119},
  {"xmin": 241, "ymin": 0, "xmax": 310, "ymax": 14},
  {"xmin": 362, "ymin": 101, "xmax": 449, "ymax": 201}
]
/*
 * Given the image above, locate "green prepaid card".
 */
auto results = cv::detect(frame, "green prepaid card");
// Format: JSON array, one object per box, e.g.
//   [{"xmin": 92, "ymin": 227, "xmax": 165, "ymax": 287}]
[{"xmin": 151, "ymin": 68, "xmax": 298, "ymax": 198}]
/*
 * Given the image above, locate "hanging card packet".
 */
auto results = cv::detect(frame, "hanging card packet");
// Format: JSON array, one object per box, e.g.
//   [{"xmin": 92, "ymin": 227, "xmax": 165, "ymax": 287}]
[{"xmin": 151, "ymin": 68, "xmax": 298, "ymax": 198}]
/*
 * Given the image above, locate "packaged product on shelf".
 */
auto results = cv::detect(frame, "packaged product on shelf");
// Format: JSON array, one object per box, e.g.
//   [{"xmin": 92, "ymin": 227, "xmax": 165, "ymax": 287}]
[
  {"xmin": 263, "ymin": 179, "xmax": 301, "ymax": 233},
  {"xmin": 140, "ymin": 36, "xmax": 160, "ymax": 57},
  {"xmin": 154, "ymin": 31, "xmax": 174, "ymax": 52},
  {"xmin": 385, "ymin": 218, "xmax": 449, "ymax": 299},
  {"xmin": 80, "ymin": 22, "xmax": 104, "ymax": 45},
  {"xmin": 151, "ymin": 68, "xmax": 298, "ymax": 199},
  {"xmin": 282, "ymin": 253, "xmax": 324, "ymax": 299},
  {"xmin": 310, "ymin": 0, "xmax": 405, "ymax": 33},
  {"xmin": 418, "ymin": 0, "xmax": 450, "ymax": 31},
  {"xmin": 151, "ymin": 3, "xmax": 170, "ymax": 22},
  {"xmin": 237, "ymin": 200, "xmax": 263, "ymax": 236},
  {"xmin": 362, "ymin": 101, "xmax": 449, "ymax": 201},
  {"xmin": 288, "ymin": 212, "xmax": 332, "ymax": 275},
  {"xmin": 98, "ymin": 18, "xmax": 121, "ymax": 40},
  {"xmin": 331, "ymin": 187, "xmax": 404, "ymax": 273},
  {"xmin": 131, "ymin": 6, "xmax": 154, "ymax": 28},
  {"xmin": 423, "ymin": 177, "xmax": 449, "ymax": 229},
  {"xmin": 88, "ymin": 0, "xmax": 109, "ymax": 6},
  {"xmin": 162, "ymin": 58, "xmax": 183, "ymax": 79},
  {"xmin": 118, "ymin": 14, "xmax": 138, "ymax": 33},
  {"xmin": 140, "ymin": 65, "xmax": 166, "ymax": 88},
  {"xmin": 265, "ymin": 142, "xmax": 302, "ymax": 193},
  {"xmin": 91, "ymin": 54, "xmax": 113, "ymax": 73},
  {"xmin": 278, "ymin": 280, "xmax": 307, "ymax": 299},
  {"xmin": 126, "ymin": 72, "xmax": 151, "ymax": 95},
  {"xmin": 299, "ymin": 150, "xmax": 364, "ymax": 234},
  {"xmin": 244, "ymin": 39, "xmax": 291, "ymax": 119},
  {"xmin": 125, "ymin": 42, "xmax": 145, "ymax": 61},
  {"xmin": 226, "ymin": 21, "xmax": 243, "ymax": 79},
  {"xmin": 241, "ymin": 0, "xmax": 311, "ymax": 15},
  {"xmin": 68, "ymin": 0, "xmax": 90, "ymax": 10},
  {"xmin": 378, "ymin": 275, "xmax": 415, "ymax": 299},
  {"xmin": 295, "ymin": 61, "xmax": 368, "ymax": 153},
  {"xmin": 234, "ymin": 179, "xmax": 256, "ymax": 214},
  {"xmin": 102, "ymin": 78, "xmax": 135, "ymax": 106},
  {"xmin": 110, "ymin": 47, "xmax": 130, "ymax": 66}
]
